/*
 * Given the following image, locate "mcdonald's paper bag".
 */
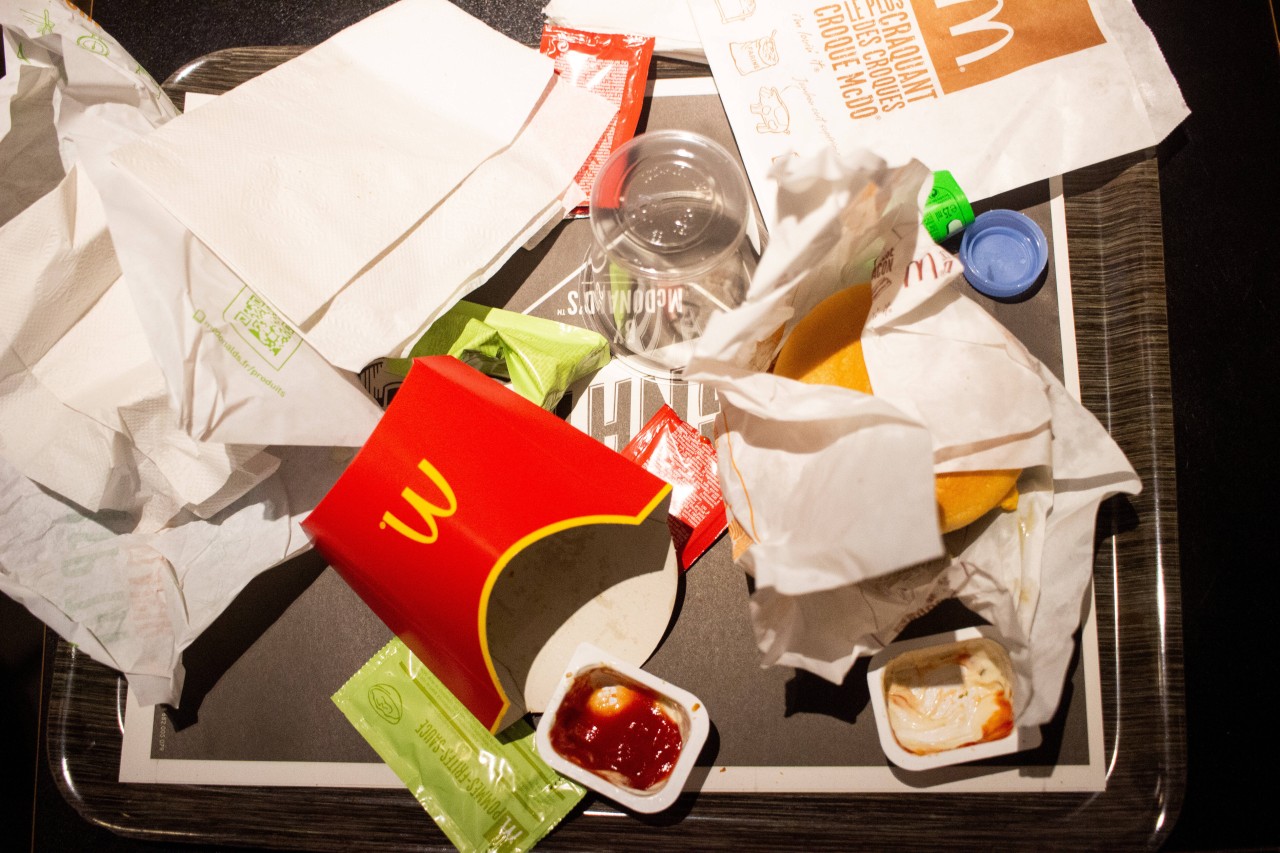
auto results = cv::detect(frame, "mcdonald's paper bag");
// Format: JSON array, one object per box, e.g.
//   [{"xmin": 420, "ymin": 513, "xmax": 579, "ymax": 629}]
[
  {"xmin": 302, "ymin": 357, "xmax": 678, "ymax": 732},
  {"xmin": 688, "ymin": 0, "xmax": 1188, "ymax": 225}
]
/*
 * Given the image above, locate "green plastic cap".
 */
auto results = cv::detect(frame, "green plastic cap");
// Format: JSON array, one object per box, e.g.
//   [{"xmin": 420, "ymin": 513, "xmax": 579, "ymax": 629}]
[{"xmin": 922, "ymin": 170, "xmax": 976, "ymax": 242}]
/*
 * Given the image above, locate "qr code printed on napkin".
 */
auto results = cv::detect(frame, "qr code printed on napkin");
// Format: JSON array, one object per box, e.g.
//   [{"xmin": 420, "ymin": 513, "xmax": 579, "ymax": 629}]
[{"xmin": 225, "ymin": 287, "xmax": 302, "ymax": 370}]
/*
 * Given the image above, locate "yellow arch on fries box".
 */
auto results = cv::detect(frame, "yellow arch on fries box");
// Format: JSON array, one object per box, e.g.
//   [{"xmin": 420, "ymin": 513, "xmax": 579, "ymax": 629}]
[{"xmin": 303, "ymin": 356, "xmax": 677, "ymax": 732}]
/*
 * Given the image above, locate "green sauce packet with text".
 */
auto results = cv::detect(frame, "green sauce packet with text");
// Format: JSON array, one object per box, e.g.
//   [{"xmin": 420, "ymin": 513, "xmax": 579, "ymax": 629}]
[{"xmin": 332, "ymin": 639, "xmax": 585, "ymax": 853}]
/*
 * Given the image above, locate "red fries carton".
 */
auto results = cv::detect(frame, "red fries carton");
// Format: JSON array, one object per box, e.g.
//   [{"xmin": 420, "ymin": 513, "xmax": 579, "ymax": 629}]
[{"xmin": 303, "ymin": 357, "xmax": 676, "ymax": 732}]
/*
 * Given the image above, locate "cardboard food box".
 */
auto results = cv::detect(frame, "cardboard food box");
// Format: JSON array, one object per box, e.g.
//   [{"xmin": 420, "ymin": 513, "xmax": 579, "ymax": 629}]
[{"xmin": 304, "ymin": 356, "xmax": 677, "ymax": 732}]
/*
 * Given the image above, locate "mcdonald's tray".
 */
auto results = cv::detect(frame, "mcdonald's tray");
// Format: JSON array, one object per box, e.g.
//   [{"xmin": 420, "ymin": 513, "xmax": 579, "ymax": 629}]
[{"xmin": 43, "ymin": 46, "xmax": 1183, "ymax": 851}]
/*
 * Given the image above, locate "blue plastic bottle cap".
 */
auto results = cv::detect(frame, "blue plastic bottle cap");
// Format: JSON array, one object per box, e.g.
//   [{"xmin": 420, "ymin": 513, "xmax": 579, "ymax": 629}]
[{"xmin": 957, "ymin": 209, "xmax": 1049, "ymax": 298}]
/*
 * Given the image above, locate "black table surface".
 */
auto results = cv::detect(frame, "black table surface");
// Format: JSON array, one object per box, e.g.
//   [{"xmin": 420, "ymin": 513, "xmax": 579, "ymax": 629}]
[{"xmin": 3, "ymin": 2, "xmax": 1278, "ymax": 851}]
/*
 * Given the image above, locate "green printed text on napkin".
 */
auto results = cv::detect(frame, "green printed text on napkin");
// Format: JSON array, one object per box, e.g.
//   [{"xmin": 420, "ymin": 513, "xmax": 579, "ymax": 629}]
[
  {"xmin": 333, "ymin": 639, "xmax": 584, "ymax": 853},
  {"xmin": 385, "ymin": 301, "xmax": 609, "ymax": 410}
]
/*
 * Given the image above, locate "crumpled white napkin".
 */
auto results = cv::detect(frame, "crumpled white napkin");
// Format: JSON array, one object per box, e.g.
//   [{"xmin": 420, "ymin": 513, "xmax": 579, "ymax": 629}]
[
  {"xmin": 112, "ymin": 0, "xmax": 617, "ymax": 373},
  {"xmin": 0, "ymin": 162, "xmax": 279, "ymax": 529},
  {"xmin": 687, "ymin": 149, "xmax": 1140, "ymax": 727},
  {"xmin": 0, "ymin": 0, "xmax": 376, "ymax": 704},
  {"xmin": 0, "ymin": 445, "xmax": 351, "ymax": 705}
]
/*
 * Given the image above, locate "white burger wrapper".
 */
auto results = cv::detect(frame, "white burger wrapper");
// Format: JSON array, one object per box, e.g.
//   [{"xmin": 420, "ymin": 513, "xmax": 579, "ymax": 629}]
[
  {"xmin": 0, "ymin": 445, "xmax": 348, "ymax": 706},
  {"xmin": 686, "ymin": 150, "xmax": 1140, "ymax": 728},
  {"xmin": 0, "ymin": 1, "xmax": 365, "ymax": 704}
]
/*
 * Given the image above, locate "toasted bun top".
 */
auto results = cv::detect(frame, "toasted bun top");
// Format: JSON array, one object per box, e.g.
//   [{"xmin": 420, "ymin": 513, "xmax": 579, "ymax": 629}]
[{"xmin": 773, "ymin": 283, "xmax": 875, "ymax": 393}]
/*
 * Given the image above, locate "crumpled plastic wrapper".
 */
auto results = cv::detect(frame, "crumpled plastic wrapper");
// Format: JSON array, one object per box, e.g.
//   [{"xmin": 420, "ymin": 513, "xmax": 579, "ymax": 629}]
[
  {"xmin": 686, "ymin": 150, "xmax": 1141, "ymax": 727},
  {"xmin": 385, "ymin": 300, "xmax": 610, "ymax": 410},
  {"xmin": 333, "ymin": 638, "xmax": 585, "ymax": 853}
]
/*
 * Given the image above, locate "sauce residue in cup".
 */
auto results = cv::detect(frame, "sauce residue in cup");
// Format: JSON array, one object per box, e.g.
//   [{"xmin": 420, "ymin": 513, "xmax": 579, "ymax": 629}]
[
  {"xmin": 883, "ymin": 637, "xmax": 1015, "ymax": 756},
  {"xmin": 548, "ymin": 667, "xmax": 684, "ymax": 792}
]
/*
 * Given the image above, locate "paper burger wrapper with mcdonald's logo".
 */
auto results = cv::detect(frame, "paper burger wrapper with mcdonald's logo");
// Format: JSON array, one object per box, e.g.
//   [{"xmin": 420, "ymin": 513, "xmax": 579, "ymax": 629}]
[
  {"xmin": 303, "ymin": 356, "xmax": 678, "ymax": 732},
  {"xmin": 689, "ymin": 0, "xmax": 1187, "ymax": 228}
]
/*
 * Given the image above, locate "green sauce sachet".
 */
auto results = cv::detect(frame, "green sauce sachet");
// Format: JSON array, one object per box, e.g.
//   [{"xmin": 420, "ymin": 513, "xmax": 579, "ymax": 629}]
[
  {"xmin": 385, "ymin": 301, "xmax": 609, "ymax": 410},
  {"xmin": 333, "ymin": 638, "xmax": 585, "ymax": 853}
]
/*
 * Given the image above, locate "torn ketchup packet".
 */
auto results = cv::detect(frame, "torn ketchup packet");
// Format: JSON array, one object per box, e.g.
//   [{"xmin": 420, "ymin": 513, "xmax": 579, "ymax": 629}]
[
  {"xmin": 539, "ymin": 25, "xmax": 655, "ymax": 217},
  {"xmin": 621, "ymin": 405, "xmax": 726, "ymax": 571}
]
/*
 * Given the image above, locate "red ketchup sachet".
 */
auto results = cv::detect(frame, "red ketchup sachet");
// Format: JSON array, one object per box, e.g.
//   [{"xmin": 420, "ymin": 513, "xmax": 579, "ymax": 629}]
[
  {"xmin": 620, "ymin": 405, "xmax": 727, "ymax": 571},
  {"xmin": 539, "ymin": 24, "xmax": 655, "ymax": 217}
]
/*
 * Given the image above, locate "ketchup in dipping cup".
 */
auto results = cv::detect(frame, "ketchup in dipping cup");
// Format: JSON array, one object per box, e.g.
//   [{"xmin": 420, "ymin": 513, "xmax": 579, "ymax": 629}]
[
  {"xmin": 535, "ymin": 643, "xmax": 710, "ymax": 813},
  {"xmin": 549, "ymin": 667, "xmax": 684, "ymax": 791}
]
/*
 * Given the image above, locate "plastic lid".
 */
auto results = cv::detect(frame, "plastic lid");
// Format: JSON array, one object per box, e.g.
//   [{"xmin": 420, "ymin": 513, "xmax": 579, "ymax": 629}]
[{"xmin": 958, "ymin": 209, "xmax": 1049, "ymax": 298}]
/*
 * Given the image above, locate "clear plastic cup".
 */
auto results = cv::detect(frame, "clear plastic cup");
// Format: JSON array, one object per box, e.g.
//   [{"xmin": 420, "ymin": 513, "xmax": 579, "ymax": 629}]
[{"xmin": 579, "ymin": 130, "xmax": 759, "ymax": 376}]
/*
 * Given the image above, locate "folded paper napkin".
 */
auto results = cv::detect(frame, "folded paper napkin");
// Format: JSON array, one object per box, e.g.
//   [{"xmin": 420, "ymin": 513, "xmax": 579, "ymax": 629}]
[
  {"xmin": 112, "ymin": 0, "xmax": 617, "ymax": 373},
  {"xmin": 687, "ymin": 150, "xmax": 1141, "ymax": 728},
  {"xmin": 300, "ymin": 74, "xmax": 615, "ymax": 371}
]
